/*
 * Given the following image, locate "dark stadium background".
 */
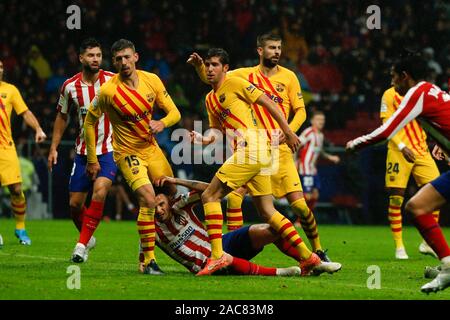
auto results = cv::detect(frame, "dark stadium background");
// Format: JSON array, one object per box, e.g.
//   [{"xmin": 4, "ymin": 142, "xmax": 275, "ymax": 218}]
[{"xmin": 1, "ymin": 0, "xmax": 449, "ymax": 225}]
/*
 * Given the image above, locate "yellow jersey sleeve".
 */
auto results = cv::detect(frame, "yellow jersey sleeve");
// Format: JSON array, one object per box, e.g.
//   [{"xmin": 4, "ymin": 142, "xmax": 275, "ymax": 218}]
[
  {"xmin": 11, "ymin": 85, "xmax": 28, "ymax": 115},
  {"xmin": 232, "ymin": 77, "xmax": 264, "ymax": 105},
  {"xmin": 151, "ymin": 74, "xmax": 181, "ymax": 128},
  {"xmin": 287, "ymin": 71, "xmax": 306, "ymax": 132},
  {"xmin": 195, "ymin": 63, "xmax": 209, "ymax": 84},
  {"xmin": 84, "ymin": 89, "xmax": 106, "ymax": 163},
  {"xmin": 380, "ymin": 89, "xmax": 394, "ymax": 120},
  {"xmin": 206, "ymin": 93, "xmax": 222, "ymax": 130},
  {"xmin": 380, "ymin": 88, "xmax": 404, "ymax": 149}
]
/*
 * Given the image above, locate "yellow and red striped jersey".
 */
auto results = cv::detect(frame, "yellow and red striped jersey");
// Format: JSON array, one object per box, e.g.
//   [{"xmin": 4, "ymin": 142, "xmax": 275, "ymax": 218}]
[
  {"xmin": 205, "ymin": 76, "xmax": 265, "ymax": 149},
  {"xmin": 86, "ymin": 70, "xmax": 180, "ymax": 162},
  {"xmin": 197, "ymin": 64, "xmax": 306, "ymax": 139},
  {"xmin": 0, "ymin": 81, "xmax": 28, "ymax": 149},
  {"xmin": 380, "ymin": 87, "xmax": 428, "ymax": 155}
]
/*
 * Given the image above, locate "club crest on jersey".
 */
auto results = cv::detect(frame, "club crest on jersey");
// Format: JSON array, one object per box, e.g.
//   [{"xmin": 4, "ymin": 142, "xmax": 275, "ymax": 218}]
[
  {"xmin": 174, "ymin": 214, "xmax": 188, "ymax": 226},
  {"xmin": 1, "ymin": 93, "xmax": 6, "ymax": 98},
  {"xmin": 146, "ymin": 94, "xmax": 155, "ymax": 103},
  {"xmin": 276, "ymin": 84, "xmax": 285, "ymax": 93},
  {"xmin": 219, "ymin": 94, "xmax": 226, "ymax": 103},
  {"xmin": 390, "ymin": 176, "xmax": 395, "ymax": 182},
  {"xmin": 131, "ymin": 167, "xmax": 139, "ymax": 175}
]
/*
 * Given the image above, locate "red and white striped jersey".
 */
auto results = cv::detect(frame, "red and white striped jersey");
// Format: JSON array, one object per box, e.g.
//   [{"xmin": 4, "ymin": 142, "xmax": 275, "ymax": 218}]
[
  {"xmin": 155, "ymin": 191, "xmax": 211, "ymax": 273},
  {"xmin": 349, "ymin": 82, "xmax": 450, "ymax": 150},
  {"xmin": 57, "ymin": 70, "xmax": 114, "ymax": 155},
  {"xmin": 297, "ymin": 126, "xmax": 324, "ymax": 175}
]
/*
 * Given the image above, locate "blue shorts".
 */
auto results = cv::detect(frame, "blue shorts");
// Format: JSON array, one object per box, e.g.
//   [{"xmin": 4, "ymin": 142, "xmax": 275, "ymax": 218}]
[
  {"xmin": 69, "ymin": 152, "xmax": 117, "ymax": 192},
  {"xmin": 430, "ymin": 171, "xmax": 450, "ymax": 201},
  {"xmin": 301, "ymin": 175, "xmax": 320, "ymax": 193},
  {"xmin": 222, "ymin": 226, "xmax": 263, "ymax": 261}
]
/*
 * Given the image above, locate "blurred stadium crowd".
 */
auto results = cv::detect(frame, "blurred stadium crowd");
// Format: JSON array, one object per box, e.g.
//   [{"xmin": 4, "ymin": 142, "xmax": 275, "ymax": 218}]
[{"xmin": 0, "ymin": 0, "xmax": 449, "ymax": 222}]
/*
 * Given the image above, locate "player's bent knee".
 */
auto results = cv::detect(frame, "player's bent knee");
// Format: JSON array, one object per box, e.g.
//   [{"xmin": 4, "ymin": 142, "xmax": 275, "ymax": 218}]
[
  {"xmin": 405, "ymin": 199, "xmax": 427, "ymax": 217},
  {"xmin": 201, "ymin": 190, "xmax": 218, "ymax": 203}
]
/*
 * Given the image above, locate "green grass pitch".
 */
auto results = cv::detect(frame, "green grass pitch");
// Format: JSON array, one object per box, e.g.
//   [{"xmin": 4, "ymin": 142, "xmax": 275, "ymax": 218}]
[{"xmin": 0, "ymin": 218, "xmax": 449, "ymax": 300}]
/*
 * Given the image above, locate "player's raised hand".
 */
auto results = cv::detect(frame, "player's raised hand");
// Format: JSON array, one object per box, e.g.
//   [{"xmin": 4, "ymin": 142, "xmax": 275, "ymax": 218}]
[
  {"xmin": 186, "ymin": 52, "xmax": 203, "ymax": 68},
  {"xmin": 285, "ymin": 131, "xmax": 300, "ymax": 152},
  {"xmin": 190, "ymin": 130, "xmax": 204, "ymax": 144},
  {"xmin": 154, "ymin": 176, "xmax": 176, "ymax": 187},
  {"xmin": 35, "ymin": 129, "xmax": 47, "ymax": 143},
  {"xmin": 86, "ymin": 162, "xmax": 101, "ymax": 181},
  {"xmin": 401, "ymin": 146, "xmax": 416, "ymax": 163},
  {"xmin": 328, "ymin": 155, "xmax": 341, "ymax": 164},
  {"xmin": 149, "ymin": 120, "xmax": 165, "ymax": 134},
  {"xmin": 432, "ymin": 144, "xmax": 447, "ymax": 161},
  {"xmin": 271, "ymin": 129, "xmax": 286, "ymax": 145},
  {"xmin": 346, "ymin": 140, "xmax": 355, "ymax": 152},
  {"xmin": 47, "ymin": 149, "xmax": 58, "ymax": 172}
]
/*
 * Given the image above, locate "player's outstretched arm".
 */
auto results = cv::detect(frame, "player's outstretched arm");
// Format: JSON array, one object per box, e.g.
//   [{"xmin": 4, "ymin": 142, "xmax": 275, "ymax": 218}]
[
  {"xmin": 48, "ymin": 112, "xmax": 68, "ymax": 171},
  {"xmin": 21, "ymin": 110, "xmax": 47, "ymax": 143},
  {"xmin": 255, "ymin": 94, "xmax": 300, "ymax": 152},
  {"xmin": 154, "ymin": 176, "xmax": 210, "ymax": 193},
  {"xmin": 186, "ymin": 52, "xmax": 209, "ymax": 84},
  {"xmin": 84, "ymin": 109, "xmax": 101, "ymax": 180}
]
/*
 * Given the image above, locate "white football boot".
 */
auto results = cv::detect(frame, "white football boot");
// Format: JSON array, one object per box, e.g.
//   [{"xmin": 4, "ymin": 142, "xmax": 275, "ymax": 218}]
[
  {"xmin": 71, "ymin": 243, "xmax": 87, "ymax": 263},
  {"xmin": 419, "ymin": 241, "xmax": 438, "ymax": 259},
  {"xmin": 395, "ymin": 247, "xmax": 409, "ymax": 260},
  {"xmin": 421, "ymin": 264, "xmax": 450, "ymax": 294}
]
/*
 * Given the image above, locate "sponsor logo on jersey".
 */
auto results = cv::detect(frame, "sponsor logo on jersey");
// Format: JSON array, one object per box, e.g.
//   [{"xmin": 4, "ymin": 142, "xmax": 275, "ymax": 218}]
[
  {"xmin": 169, "ymin": 225, "xmax": 195, "ymax": 250},
  {"xmin": 122, "ymin": 109, "xmax": 151, "ymax": 123},
  {"xmin": 265, "ymin": 92, "xmax": 283, "ymax": 104},
  {"xmin": 219, "ymin": 108, "xmax": 231, "ymax": 121}
]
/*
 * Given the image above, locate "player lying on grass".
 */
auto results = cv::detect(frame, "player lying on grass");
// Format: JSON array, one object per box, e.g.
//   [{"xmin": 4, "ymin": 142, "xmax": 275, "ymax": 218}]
[{"xmin": 140, "ymin": 176, "xmax": 342, "ymax": 276}]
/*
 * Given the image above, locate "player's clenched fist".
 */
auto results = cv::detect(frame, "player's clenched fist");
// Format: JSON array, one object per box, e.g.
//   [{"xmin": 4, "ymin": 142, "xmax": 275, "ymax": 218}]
[{"xmin": 86, "ymin": 162, "xmax": 101, "ymax": 181}]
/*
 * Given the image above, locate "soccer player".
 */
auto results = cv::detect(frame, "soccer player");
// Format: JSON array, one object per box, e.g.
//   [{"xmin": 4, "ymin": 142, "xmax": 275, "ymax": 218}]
[
  {"xmin": 346, "ymin": 52, "xmax": 450, "ymax": 293},
  {"xmin": 84, "ymin": 39, "xmax": 181, "ymax": 275},
  {"xmin": 191, "ymin": 48, "xmax": 341, "ymax": 276},
  {"xmin": 47, "ymin": 38, "xmax": 116, "ymax": 263},
  {"xmin": 296, "ymin": 110, "xmax": 340, "ymax": 214},
  {"xmin": 151, "ymin": 175, "xmax": 341, "ymax": 276},
  {"xmin": 0, "ymin": 59, "xmax": 47, "ymax": 245},
  {"xmin": 188, "ymin": 34, "xmax": 331, "ymax": 262},
  {"xmin": 379, "ymin": 85, "xmax": 440, "ymax": 260}
]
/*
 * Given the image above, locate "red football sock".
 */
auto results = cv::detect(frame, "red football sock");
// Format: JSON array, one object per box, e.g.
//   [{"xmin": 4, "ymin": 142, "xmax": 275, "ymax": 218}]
[
  {"xmin": 414, "ymin": 214, "xmax": 450, "ymax": 259},
  {"xmin": 230, "ymin": 256, "xmax": 276, "ymax": 276},
  {"xmin": 274, "ymin": 238, "xmax": 302, "ymax": 262},
  {"xmin": 79, "ymin": 201, "xmax": 104, "ymax": 245},
  {"xmin": 70, "ymin": 206, "xmax": 86, "ymax": 232}
]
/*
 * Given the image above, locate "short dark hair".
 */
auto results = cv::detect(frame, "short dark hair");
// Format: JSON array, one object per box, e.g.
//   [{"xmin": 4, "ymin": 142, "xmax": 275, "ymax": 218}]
[
  {"xmin": 79, "ymin": 38, "xmax": 101, "ymax": 54},
  {"xmin": 257, "ymin": 33, "xmax": 282, "ymax": 48},
  {"xmin": 205, "ymin": 48, "xmax": 229, "ymax": 66},
  {"xmin": 393, "ymin": 49, "xmax": 428, "ymax": 81},
  {"xmin": 111, "ymin": 39, "xmax": 136, "ymax": 56}
]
